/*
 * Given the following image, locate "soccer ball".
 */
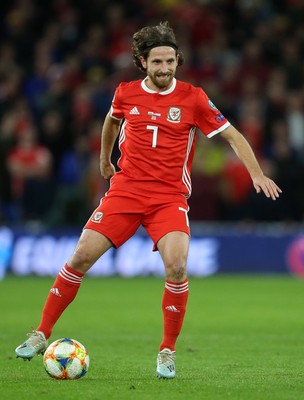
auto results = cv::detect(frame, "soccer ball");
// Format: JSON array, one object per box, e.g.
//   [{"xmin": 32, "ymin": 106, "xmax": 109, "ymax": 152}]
[{"xmin": 43, "ymin": 338, "xmax": 90, "ymax": 380}]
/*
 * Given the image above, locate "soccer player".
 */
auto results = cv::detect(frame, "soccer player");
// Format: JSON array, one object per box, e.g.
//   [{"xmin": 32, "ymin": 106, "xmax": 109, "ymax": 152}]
[{"xmin": 15, "ymin": 21, "xmax": 282, "ymax": 379}]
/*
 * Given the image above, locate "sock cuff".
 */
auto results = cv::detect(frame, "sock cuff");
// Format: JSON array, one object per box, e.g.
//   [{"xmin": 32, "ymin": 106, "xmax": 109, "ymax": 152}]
[
  {"xmin": 165, "ymin": 279, "xmax": 189, "ymax": 294},
  {"xmin": 58, "ymin": 264, "xmax": 84, "ymax": 286}
]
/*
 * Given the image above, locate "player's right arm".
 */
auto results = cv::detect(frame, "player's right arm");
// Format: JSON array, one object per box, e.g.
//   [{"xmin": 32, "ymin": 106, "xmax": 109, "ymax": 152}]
[{"xmin": 100, "ymin": 112, "xmax": 122, "ymax": 181}]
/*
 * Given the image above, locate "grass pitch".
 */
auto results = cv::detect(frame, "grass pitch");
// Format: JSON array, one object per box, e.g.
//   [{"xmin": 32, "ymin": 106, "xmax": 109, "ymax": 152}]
[{"xmin": 1, "ymin": 275, "xmax": 303, "ymax": 400}]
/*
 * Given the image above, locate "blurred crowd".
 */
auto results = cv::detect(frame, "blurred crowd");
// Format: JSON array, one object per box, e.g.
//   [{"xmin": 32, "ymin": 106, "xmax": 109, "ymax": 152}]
[{"xmin": 0, "ymin": 0, "xmax": 304, "ymax": 226}]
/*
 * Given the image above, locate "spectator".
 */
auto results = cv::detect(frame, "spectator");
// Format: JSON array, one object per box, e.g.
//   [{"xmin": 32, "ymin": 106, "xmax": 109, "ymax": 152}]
[
  {"xmin": 39, "ymin": 109, "xmax": 71, "ymax": 176},
  {"xmin": 1, "ymin": 0, "xmax": 304, "ymax": 223},
  {"xmin": 286, "ymin": 91, "xmax": 304, "ymax": 163},
  {"xmin": 6, "ymin": 125, "xmax": 53, "ymax": 221}
]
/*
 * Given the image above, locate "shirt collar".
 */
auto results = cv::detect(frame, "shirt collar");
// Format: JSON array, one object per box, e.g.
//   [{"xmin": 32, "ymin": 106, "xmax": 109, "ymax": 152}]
[{"xmin": 141, "ymin": 77, "xmax": 176, "ymax": 95}]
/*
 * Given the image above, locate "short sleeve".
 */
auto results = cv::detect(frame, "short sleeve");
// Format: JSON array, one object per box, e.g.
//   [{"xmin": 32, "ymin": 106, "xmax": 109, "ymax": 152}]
[
  {"xmin": 194, "ymin": 89, "xmax": 230, "ymax": 138},
  {"xmin": 109, "ymin": 84, "xmax": 124, "ymax": 120}
]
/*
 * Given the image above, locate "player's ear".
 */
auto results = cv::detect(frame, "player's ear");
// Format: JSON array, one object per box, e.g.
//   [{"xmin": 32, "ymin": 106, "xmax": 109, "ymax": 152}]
[{"xmin": 139, "ymin": 56, "xmax": 147, "ymax": 70}]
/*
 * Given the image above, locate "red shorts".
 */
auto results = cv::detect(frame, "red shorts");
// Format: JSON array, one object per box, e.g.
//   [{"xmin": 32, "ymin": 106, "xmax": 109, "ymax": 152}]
[{"xmin": 84, "ymin": 191, "xmax": 190, "ymax": 251}]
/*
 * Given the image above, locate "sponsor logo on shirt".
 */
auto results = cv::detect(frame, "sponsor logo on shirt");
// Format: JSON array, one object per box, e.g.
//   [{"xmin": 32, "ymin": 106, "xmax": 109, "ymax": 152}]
[
  {"xmin": 167, "ymin": 107, "xmax": 181, "ymax": 123},
  {"xmin": 129, "ymin": 106, "xmax": 140, "ymax": 115}
]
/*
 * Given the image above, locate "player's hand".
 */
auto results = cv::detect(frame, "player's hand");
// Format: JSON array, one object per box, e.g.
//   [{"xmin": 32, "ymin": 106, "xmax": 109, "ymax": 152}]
[
  {"xmin": 100, "ymin": 161, "xmax": 116, "ymax": 182},
  {"xmin": 252, "ymin": 175, "xmax": 282, "ymax": 200}
]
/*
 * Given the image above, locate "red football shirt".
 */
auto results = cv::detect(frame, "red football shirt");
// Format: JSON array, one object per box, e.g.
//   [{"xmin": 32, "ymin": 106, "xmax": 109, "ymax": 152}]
[{"xmin": 109, "ymin": 78, "xmax": 230, "ymax": 199}]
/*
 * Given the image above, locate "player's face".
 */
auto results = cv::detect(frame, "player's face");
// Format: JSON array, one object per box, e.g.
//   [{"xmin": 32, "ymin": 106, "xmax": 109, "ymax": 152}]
[{"xmin": 140, "ymin": 47, "xmax": 179, "ymax": 92}]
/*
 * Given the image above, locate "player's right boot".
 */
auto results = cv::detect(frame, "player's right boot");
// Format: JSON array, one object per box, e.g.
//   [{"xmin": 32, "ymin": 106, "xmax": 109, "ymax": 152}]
[{"xmin": 15, "ymin": 330, "xmax": 48, "ymax": 360}]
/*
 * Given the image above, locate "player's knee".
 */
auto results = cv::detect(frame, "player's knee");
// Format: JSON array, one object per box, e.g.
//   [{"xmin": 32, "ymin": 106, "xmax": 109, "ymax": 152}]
[
  {"xmin": 165, "ymin": 258, "xmax": 187, "ymax": 281},
  {"xmin": 68, "ymin": 250, "xmax": 94, "ymax": 273}
]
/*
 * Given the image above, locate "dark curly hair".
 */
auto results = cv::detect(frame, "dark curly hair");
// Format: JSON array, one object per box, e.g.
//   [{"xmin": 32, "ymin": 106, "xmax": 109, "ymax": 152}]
[{"xmin": 132, "ymin": 21, "xmax": 184, "ymax": 72}]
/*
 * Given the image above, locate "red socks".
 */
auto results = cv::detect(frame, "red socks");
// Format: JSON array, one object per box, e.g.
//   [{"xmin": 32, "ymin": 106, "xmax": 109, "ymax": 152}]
[
  {"xmin": 37, "ymin": 264, "xmax": 84, "ymax": 339},
  {"xmin": 160, "ymin": 279, "xmax": 189, "ymax": 351},
  {"xmin": 37, "ymin": 266, "xmax": 188, "ymax": 351}
]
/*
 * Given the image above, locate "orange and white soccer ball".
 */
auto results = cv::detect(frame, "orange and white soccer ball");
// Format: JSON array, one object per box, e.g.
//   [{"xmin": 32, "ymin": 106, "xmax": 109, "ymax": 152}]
[{"xmin": 43, "ymin": 338, "xmax": 90, "ymax": 380}]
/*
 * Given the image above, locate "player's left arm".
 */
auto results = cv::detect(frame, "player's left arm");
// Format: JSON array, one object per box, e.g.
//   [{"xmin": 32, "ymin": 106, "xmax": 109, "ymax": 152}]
[{"xmin": 220, "ymin": 125, "xmax": 282, "ymax": 200}]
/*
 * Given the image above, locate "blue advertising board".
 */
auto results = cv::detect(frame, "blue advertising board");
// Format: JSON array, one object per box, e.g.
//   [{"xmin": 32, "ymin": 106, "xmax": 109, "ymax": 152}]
[{"xmin": 0, "ymin": 225, "xmax": 303, "ymax": 279}]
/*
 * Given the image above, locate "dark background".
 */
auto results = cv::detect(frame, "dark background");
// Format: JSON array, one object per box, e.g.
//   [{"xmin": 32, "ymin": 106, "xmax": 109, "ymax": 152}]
[{"xmin": 0, "ymin": 0, "xmax": 303, "ymax": 227}]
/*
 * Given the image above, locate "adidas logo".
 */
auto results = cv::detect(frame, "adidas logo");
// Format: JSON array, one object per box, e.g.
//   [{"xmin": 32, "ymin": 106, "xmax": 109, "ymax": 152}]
[
  {"xmin": 50, "ymin": 287, "xmax": 61, "ymax": 297},
  {"xmin": 129, "ymin": 106, "xmax": 140, "ymax": 115},
  {"xmin": 165, "ymin": 305, "xmax": 180, "ymax": 313}
]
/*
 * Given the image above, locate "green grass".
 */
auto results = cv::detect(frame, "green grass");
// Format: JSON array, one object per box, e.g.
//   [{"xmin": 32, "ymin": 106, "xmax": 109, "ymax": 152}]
[{"xmin": 1, "ymin": 275, "xmax": 303, "ymax": 400}]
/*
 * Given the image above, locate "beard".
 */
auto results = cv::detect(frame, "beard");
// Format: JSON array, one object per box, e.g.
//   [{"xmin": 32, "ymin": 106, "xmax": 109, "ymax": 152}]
[{"xmin": 148, "ymin": 71, "xmax": 174, "ymax": 90}]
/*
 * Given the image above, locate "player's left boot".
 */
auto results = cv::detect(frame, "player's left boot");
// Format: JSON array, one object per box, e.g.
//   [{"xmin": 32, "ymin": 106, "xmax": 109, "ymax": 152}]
[
  {"xmin": 15, "ymin": 330, "xmax": 48, "ymax": 360},
  {"xmin": 156, "ymin": 348, "xmax": 176, "ymax": 379}
]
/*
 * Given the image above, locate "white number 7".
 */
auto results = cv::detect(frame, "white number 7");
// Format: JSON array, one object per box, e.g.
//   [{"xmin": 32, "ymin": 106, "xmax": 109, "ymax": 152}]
[{"xmin": 147, "ymin": 125, "xmax": 158, "ymax": 148}]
